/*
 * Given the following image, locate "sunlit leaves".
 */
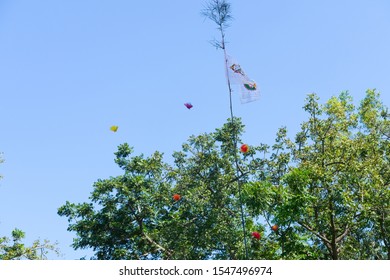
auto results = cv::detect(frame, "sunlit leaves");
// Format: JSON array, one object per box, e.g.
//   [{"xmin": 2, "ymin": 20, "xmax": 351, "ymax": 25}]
[{"xmin": 0, "ymin": 229, "xmax": 60, "ymax": 260}]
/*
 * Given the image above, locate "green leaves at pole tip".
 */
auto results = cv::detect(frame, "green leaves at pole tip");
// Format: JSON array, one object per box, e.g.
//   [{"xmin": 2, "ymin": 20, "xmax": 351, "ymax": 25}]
[
  {"xmin": 202, "ymin": 0, "xmax": 233, "ymax": 49},
  {"xmin": 201, "ymin": 0, "xmax": 233, "ymax": 31}
]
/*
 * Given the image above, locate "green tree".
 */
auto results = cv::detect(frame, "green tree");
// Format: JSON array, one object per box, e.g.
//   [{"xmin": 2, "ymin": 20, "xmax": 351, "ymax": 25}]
[
  {"xmin": 352, "ymin": 90, "xmax": 390, "ymax": 259},
  {"xmin": 58, "ymin": 118, "xmax": 269, "ymax": 260},
  {"xmin": 0, "ymin": 229, "xmax": 60, "ymax": 260},
  {"xmin": 58, "ymin": 90, "xmax": 389, "ymax": 260},
  {"xmin": 245, "ymin": 90, "xmax": 389, "ymax": 259}
]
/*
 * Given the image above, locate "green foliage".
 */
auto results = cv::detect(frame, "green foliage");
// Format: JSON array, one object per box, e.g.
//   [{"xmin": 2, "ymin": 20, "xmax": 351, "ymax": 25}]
[
  {"xmin": 58, "ymin": 118, "xmax": 269, "ymax": 259},
  {"xmin": 244, "ymin": 90, "xmax": 389, "ymax": 259},
  {"xmin": 59, "ymin": 90, "xmax": 389, "ymax": 260},
  {"xmin": 0, "ymin": 229, "xmax": 60, "ymax": 260}
]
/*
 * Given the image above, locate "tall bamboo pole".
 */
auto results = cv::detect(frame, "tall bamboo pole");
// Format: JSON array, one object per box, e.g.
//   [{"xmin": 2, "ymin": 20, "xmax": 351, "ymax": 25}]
[{"xmin": 202, "ymin": 0, "xmax": 249, "ymax": 259}]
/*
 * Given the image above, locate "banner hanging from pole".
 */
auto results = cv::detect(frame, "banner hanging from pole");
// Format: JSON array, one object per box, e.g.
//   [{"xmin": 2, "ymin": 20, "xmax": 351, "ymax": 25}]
[{"xmin": 226, "ymin": 55, "xmax": 260, "ymax": 104}]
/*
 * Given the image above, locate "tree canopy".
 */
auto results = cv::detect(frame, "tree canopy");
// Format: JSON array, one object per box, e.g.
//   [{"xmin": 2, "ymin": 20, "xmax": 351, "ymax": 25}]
[{"xmin": 58, "ymin": 90, "xmax": 389, "ymax": 260}]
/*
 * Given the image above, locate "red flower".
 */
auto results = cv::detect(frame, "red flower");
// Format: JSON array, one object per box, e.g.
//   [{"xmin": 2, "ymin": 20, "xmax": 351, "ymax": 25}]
[
  {"xmin": 173, "ymin": 194, "xmax": 181, "ymax": 201},
  {"xmin": 240, "ymin": 144, "xmax": 249, "ymax": 153},
  {"xmin": 271, "ymin": 225, "xmax": 279, "ymax": 232},
  {"xmin": 252, "ymin": 231, "xmax": 261, "ymax": 240},
  {"xmin": 184, "ymin": 103, "xmax": 193, "ymax": 109}
]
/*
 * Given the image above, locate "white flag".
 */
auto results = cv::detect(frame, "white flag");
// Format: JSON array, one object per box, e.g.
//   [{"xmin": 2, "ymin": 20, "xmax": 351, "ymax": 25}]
[{"xmin": 226, "ymin": 55, "xmax": 260, "ymax": 104}]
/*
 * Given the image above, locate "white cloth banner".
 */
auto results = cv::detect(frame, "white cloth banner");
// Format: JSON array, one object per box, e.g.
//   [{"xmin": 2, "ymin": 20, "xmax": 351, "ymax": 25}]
[{"xmin": 226, "ymin": 55, "xmax": 260, "ymax": 104}]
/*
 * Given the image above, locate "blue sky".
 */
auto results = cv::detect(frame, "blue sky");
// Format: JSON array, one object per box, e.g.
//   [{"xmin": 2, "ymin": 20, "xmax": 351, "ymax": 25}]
[{"xmin": 0, "ymin": 0, "xmax": 389, "ymax": 259}]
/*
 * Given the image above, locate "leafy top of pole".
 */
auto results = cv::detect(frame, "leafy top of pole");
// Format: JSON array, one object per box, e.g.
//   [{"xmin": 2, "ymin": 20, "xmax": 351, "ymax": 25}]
[{"xmin": 201, "ymin": 0, "xmax": 233, "ymax": 32}]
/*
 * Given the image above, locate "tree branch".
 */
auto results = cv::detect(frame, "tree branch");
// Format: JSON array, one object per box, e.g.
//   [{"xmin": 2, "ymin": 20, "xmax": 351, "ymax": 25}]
[
  {"xmin": 142, "ymin": 231, "xmax": 172, "ymax": 257},
  {"xmin": 298, "ymin": 221, "xmax": 330, "ymax": 244},
  {"xmin": 335, "ymin": 225, "xmax": 349, "ymax": 243}
]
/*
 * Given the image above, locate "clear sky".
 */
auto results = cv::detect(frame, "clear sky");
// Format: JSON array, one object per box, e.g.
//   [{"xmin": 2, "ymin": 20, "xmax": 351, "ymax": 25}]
[{"xmin": 0, "ymin": 0, "xmax": 389, "ymax": 259}]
